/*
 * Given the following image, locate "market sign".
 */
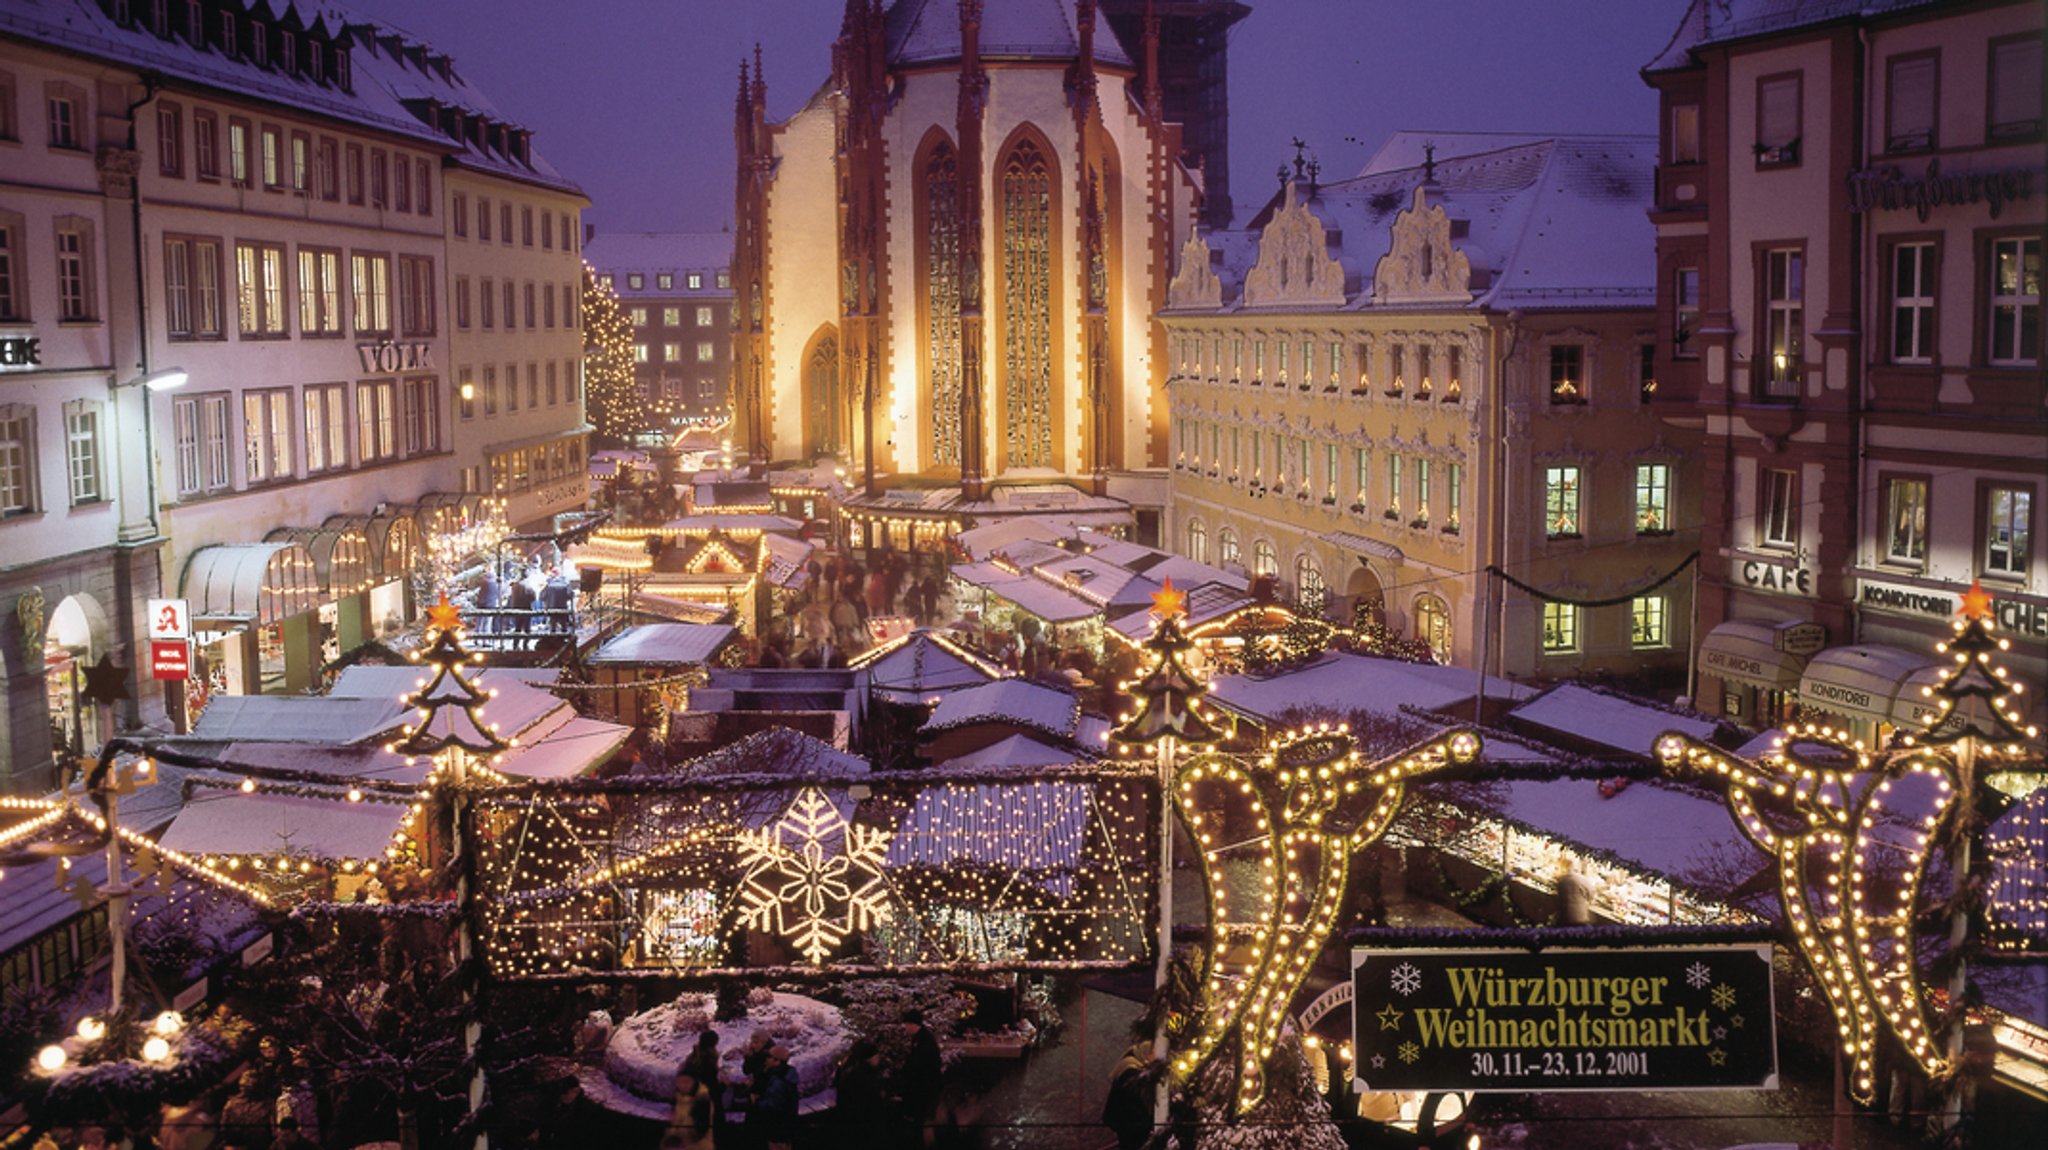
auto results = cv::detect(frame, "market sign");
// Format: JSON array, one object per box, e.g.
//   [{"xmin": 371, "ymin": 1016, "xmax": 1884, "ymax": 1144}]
[{"xmin": 1352, "ymin": 947, "xmax": 1777, "ymax": 1093}]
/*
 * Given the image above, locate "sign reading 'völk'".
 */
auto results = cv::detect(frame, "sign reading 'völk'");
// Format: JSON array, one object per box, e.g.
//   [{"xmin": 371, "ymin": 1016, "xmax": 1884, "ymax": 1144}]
[{"xmin": 1352, "ymin": 947, "xmax": 1777, "ymax": 1093}]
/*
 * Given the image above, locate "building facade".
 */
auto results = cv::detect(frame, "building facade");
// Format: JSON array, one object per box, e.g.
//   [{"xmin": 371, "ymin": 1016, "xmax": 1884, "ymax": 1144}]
[
  {"xmin": 0, "ymin": 0, "xmax": 585, "ymax": 790},
  {"xmin": 584, "ymin": 231, "xmax": 735, "ymax": 426},
  {"xmin": 1646, "ymin": 0, "xmax": 2044, "ymax": 740},
  {"xmin": 1163, "ymin": 134, "xmax": 1701, "ymax": 682},
  {"xmin": 732, "ymin": 0, "xmax": 1203, "ymax": 529}
]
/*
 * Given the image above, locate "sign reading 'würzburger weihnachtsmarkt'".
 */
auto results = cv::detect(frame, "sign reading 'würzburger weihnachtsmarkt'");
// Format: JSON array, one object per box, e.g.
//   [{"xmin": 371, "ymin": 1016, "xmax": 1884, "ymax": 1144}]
[{"xmin": 1352, "ymin": 947, "xmax": 1777, "ymax": 1093}]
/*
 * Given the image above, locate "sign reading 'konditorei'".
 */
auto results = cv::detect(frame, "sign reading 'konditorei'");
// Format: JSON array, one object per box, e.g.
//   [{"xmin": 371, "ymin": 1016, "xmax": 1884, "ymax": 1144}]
[{"xmin": 1351, "ymin": 947, "xmax": 1777, "ymax": 1093}]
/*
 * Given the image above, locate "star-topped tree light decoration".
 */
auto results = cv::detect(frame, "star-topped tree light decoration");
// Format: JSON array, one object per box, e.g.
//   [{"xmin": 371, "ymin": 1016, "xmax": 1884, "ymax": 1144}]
[
  {"xmin": 1898, "ymin": 578, "xmax": 2039, "ymax": 760},
  {"xmin": 396, "ymin": 594, "xmax": 510, "ymax": 765},
  {"xmin": 1111, "ymin": 578, "xmax": 1223, "ymax": 750}
]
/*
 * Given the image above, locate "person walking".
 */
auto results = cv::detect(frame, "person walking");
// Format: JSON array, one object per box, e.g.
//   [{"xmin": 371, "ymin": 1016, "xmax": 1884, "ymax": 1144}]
[{"xmin": 753, "ymin": 1045, "xmax": 801, "ymax": 1150}]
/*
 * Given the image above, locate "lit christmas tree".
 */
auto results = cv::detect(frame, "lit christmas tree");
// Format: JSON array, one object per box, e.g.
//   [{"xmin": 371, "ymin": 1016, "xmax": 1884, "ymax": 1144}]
[{"xmin": 1111, "ymin": 579, "xmax": 1224, "ymax": 750}]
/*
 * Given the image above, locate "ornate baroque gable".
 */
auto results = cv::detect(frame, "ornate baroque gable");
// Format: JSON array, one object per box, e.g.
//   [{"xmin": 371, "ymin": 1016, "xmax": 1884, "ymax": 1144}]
[
  {"xmin": 1241, "ymin": 183, "xmax": 1346, "ymax": 309},
  {"xmin": 1167, "ymin": 231, "xmax": 1224, "ymax": 310},
  {"xmin": 1372, "ymin": 186, "xmax": 1472, "ymax": 305}
]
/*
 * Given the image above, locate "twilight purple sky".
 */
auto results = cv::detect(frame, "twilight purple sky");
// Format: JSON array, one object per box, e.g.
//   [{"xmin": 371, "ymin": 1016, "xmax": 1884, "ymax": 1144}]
[{"xmin": 345, "ymin": 0, "xmax": 1685, "ymax": 233}]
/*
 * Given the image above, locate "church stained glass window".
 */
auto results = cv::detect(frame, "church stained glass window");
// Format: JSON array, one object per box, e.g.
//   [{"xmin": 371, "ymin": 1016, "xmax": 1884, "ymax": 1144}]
[
  {"xmin": 1002, "ymin": 140, "xmax": 1053, "ymax": 469},
  {"xmin": 924, "ymin": 143, "xmax": 962, "ymax": 467}
]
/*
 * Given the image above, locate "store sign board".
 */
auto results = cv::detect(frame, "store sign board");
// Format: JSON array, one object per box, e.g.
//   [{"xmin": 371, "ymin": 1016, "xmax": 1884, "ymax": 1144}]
[
  {"xmin": 1859, "ymin": 578, "xmax": 2048, "ymax": 641},
  {"xmin": 147, "ymin": 597, "xmax": 191, "ymax": 641},
  {"xmin": 149, "ymin": 640, "xmax": 191, "ymax": 681},
  {"xmin": 1352, "ymin": 947, "xmax": 1777, "ymax": 1093}
]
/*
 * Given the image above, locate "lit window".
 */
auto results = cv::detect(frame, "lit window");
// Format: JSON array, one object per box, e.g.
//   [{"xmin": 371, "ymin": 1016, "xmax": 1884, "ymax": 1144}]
[
  {"xmin": 1885, "ymin": 477, "xmax": 1927, "ymax": 565},
  {"xmin": 1541, "ymin": 603, "xmax": 1578, "ymax": 654},
  {"xmin": 1544, "ymin": 466, "xmax": 1581, "ymax": 539}
]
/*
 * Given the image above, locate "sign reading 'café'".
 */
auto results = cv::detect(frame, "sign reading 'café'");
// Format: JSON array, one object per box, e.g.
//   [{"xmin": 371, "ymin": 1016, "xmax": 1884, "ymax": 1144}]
[{"xmin": 1352, "ymin": 947, "xmax": 1777, "ymax": 1093}]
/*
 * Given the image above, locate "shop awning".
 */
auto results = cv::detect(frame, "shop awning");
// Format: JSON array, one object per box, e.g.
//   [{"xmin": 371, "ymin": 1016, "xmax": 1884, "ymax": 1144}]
[
  {"xmin": 267, "ymin": 527, "xmax": 373, "ymax": 596},
  {"xmin": 182, "ymin": 542, "xmax": 320, "ymax": 625},
  {"xmin": 1798, "ymin": 644, "xmax": 1940, "ymax": 727},
  {"xmin": 1696, "ymin": 619, "xmax": 1808, "ymax": 692}
]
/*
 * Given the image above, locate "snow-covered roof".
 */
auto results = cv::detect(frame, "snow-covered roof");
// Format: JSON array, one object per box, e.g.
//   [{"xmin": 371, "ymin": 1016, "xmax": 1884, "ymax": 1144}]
[
  {"xmin": 937, "ymin": 733, "xmax": 1083, "ymax": 771},
  {"xmin": 885, "ymin": 781, "xmax": 1092, "ymax": 896},
  {"xmin": 1644, "ymin": 0, "xmax": 1943, "ymax": 73},
  {"xmin": 1507, "ymin": 684, "xmax": 1721, "ymax": 761},
  {"xmin": 883, "ymin": 0, "xmax": 1133, "ymax": 69},
  {"xmin": 188, "ymin": 695, "xmax": 402, "ymax": 745},
  {"xmin": 1207, "ymin": 652, "xmax": 1535, "ymax": 726},
  {"xmin": 583, "ymin": 233, "xmax": 734, "ymax": 294},
  {"xmin": 851, "ymin": 629, "xmax": 1007, "ymax": 702},
  {"xmin": 590, "ymin": 623, "xmax": 738, "ymax": 666},
  {"xmin": 495, "ymin": 716, "xmax": 628, "ymax": 780},
  {"xmin": 156, "ymin": 789, "xmax": 411, "ymax": 862},
  {"xmin": 924, "ymin": 679, "xmax": 1082, "ymax": 740},
  {"xmin": 1202, "ymin": 132, "xmax": 1655, "ymax": 313},
  {"xmin": 1486, "ymin": 777, "xmax": 1756, "ymax": 892}
]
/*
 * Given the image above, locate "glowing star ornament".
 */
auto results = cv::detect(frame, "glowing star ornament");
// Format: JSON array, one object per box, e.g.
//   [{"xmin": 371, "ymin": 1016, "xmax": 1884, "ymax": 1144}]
[{"xmin": 734, "ymin": 786, "xmax": 894, "ymax": 965}]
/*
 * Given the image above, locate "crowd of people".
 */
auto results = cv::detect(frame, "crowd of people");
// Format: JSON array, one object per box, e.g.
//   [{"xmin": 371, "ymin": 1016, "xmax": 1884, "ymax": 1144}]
[{"xmin": 661, "ymin": 1010, "xmax": 943, "ymax": 1150}]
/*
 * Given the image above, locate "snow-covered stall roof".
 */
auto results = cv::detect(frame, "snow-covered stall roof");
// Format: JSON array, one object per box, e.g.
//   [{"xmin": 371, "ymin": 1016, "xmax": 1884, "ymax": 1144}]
[
  {"xmin": 939, "ymin": 734, "xmax": 1082, "ymax": 771},
  {"xmin": 1507, "ymin": 685, "xmax": 1721, "ymax": 761},
  {"xmin": 591, "ymin": 623, "xmax": 738, "ymax": 667},
  {"xmin": 850, "ymin": 629, "xmax": 1007, "ymax": 703},
  {"xmin": 156, "ymin": 790, "xmax": 412, "ymax": 863},
  {"xmin": 496, "ymin": 716, "xmax": 630, "ymax": 780},
  {"xmin": 924, "ymin": 680, "xmax": 1083, "ymax": 741},
  {"xmin": 188, "ymin": 696, "xmax": 403, "ymax": 745},
  {"xmin": 885, "ymin": 781, "xmax": 1092, "ymax": 897},
  {"xmin": 1207, "ymin": 652, "xmax": 1535, "ymax": 725}
]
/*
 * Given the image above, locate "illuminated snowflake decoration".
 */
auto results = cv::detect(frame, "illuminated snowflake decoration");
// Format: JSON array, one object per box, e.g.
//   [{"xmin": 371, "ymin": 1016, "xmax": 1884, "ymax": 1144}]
[
  {"xmin": 734, "ymin": 787, "xmax": 894, "ymax": 965},
  {"xmin": 1685, "ymin": 961, "xmax": 1712, "ymax": 990},
  {"xmin": 1390, "ymin": 962, "xmax": 1423, "ymax": 996},
  {"xmin": 1710, "ymin": 983, "xmax": 1738, "ymax": 1011}
]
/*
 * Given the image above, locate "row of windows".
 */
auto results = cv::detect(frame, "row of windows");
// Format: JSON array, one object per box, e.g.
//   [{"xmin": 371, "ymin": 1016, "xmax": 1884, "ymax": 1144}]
[
  {"xmin": 454, "ymin": 359, "xmax": 582, "ymax": 421},
  {"xmin": 1879, "ymin": 475, "xmax": 2033, "ymax": 579},
  {"xmin": 451, "ymin": 276, "xmax": 580, "ymax": 334},
  {"xmin": 602, "ymin": 270, "xmax": 727, "ymax": 293},
  {"xmin": 1663, "ymin": 35, "xmax": 2040, "ymax": 168},
  {"xmin": 160, "ymin": 234, "xmax": 434, "ymax": 341},
  {"xmin": 1667, "ymin": 235, "xmax": 2039, "ymax": 380},
  {"xmin": 631, "ymin": 305, "xmax": 718, "ymax": 329},
  {"xmin": 168, "ymin": 380, "xmax": 442, "ymax": 498},
  {"xmin": 450, "ymin": 194, "xmax": 578, "ymax": 254},
  {"xmin": 152, "ymin": 100, "xmax": 431, "ymax": 216},
  {"xmin": 1540, "ymin": 597, "xmax": 1673, "ymax": 654},
  {"xmin": 0, "ymin": 215, "xmax": 101, "ymax": 323},
  {"xmin": 487, "ymin": 437, "xmax": 586, "ymax": 496},
  {"xmin": 637, "ymin": 342, "xmax": 719, "ymax": 365},
  {"xmin": 0, "ymin": 401, "xmax": 106, "ymax": 519}
]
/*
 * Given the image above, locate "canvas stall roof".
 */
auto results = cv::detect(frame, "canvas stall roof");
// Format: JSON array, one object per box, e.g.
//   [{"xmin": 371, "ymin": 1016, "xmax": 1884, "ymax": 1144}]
[
  {"xmin": 215, "ymin": 742, "xmax": 430, "ymax": 786},
  {"xmin": 761, "ymin": 533, "xmax": 815, "ymax": 590},
  {"xmin": 938, "ymin": 733, "xmax": 1080, "ymax": 771},
  {"xmin": 322, "ymin": 512, "xmax": 421, "ymax": 580},
  {"xmin": 885, "ymin": 0, "xmax": 1134, "ymax": 67},
  {"xmin": 1508, "ymin": 684, "xmax": 1720, "ymax": 761},
  {"xmin": 591, "ymin": 623, "xmax": 738, "ymax": 666},
  {"xmin": 496, "ymin": 717, "xmax": 628, "ymax": 780},
  {"xmin": 157, "ymin": 790, "xmax": 411, "ymax": 862},
  {"xmin": 885, "ymin": 781, "xmax": 1092, "ymax": 897},
  {"xmin": 924, "ymin": 680, "xmax": 1081, "ymax": 740},
  {"xmin": 852, "ymin": 630, "xmax": 1006, "ymax": 702},
  {"xmin": 266, "ymin": 527, "xmax": 374, "ymax": 595},
  {"xmin": 182, "ymin": 543, "xmax": 321, "ymax": 625},
  {"xmin": 1798, "ymin": 644, "xmax": 1942, "ymax": 729},
  {"xmin": 1698, "ymin": 619, "xmax": 1810, "ymax": 692},
  {"xmin": 1487, "ymin": 777, "xmax": 1758, "ymax": 893},
  {"xmin": 1208, "ymin": 652, "xmax": 1533, "ymax": 725},
  {"xmin": 188, "ymin": 696, "xmax": 403, "ymax": 745}
]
